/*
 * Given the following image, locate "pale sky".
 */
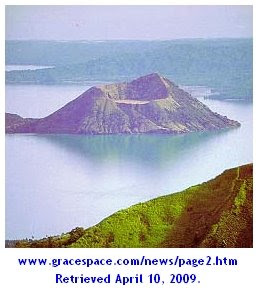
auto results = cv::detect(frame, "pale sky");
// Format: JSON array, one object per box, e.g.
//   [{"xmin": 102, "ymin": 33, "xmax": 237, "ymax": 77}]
[{"xmin": 6, "ymin": 5, "xmax": 253, "ymax": 40}]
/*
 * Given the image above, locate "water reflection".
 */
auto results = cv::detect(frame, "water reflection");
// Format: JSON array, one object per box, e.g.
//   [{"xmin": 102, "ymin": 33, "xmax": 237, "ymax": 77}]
[
  {"xmin": 5, "ymin": 100, "xmax": 252, "ymax": 239},
  {"xmin": 36, "ymin": 129, "xmax": 232, "ymax": 167}
]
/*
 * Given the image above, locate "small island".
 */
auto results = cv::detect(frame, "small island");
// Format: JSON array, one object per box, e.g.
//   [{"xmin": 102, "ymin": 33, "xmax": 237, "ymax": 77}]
[{"xmin": 6, "ymin": 73, "xmax": 240, "ymax": 135}]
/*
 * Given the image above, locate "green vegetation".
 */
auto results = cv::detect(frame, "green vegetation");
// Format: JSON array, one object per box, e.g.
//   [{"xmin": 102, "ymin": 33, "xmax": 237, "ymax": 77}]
[
  {"xmin": 13, "ymin": 164, "xmax": 253, "ymax": 248},
  {"xmin": 234, "ymin": 182, "xmax": 247, "ymax": 215},
  {"xmin": 201, "ymin": 168, "xmax": 253, "ymax": 248},
  {"xmin": 70, "ymin": 191, "xmax": 191, "ymax": 248},
  {"xmin": 14, "ymin": 227, "xmax": 84, "ymax": 248}
]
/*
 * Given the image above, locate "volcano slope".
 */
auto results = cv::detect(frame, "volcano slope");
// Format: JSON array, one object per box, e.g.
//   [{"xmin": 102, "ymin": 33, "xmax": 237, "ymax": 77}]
[{"xmin": 6, "ymin": 73, "xmax": 240, "ymax": 134}]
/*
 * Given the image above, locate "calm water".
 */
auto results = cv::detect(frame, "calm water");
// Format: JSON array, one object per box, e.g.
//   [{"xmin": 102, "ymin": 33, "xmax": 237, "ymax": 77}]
[
  {"xmin": 5, "ymin": 65, "xmax": 54, "ymax": 71},
  {"xmin": 5, "ymin": 84, "xmax": 253, "ymax": 239},
  {"xmin": 5, "ymin": 84, "xmax": 90, "ymax": 118}
]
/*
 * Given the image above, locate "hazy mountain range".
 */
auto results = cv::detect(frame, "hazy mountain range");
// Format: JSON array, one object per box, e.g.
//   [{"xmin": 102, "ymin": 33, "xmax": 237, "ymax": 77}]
[{"xmin": 5, "ymin": 39, "xmax": 252, "ymax": 100}]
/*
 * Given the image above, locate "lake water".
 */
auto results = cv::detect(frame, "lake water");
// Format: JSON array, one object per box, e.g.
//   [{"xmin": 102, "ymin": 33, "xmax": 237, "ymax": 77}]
[
  {"xmin": 5, "ymin": 84, "xmax": 90, "ymax": 118},
  {"xmin": 5, "ymin": 84, "xmax": 253, "ymax": 239},
  {"xmin": 5, "ymin": 65, "xmax": 54, "ymax": 71}
]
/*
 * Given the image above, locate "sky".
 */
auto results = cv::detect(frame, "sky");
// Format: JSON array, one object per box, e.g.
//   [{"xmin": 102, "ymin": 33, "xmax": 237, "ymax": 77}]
[{"xmin": 6, "ymin": 5, "xmax": 252, "ymax": 40}]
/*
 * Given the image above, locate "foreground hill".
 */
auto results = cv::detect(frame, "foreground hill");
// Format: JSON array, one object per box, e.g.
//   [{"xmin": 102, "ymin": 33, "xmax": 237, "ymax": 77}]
[
  {"xmin": 13, "ymin": 164, "xmax": 252, "ymax": 248},
  {"xmin": 6, "ymin": 73, "xmax": 239, "ymax": 134}
]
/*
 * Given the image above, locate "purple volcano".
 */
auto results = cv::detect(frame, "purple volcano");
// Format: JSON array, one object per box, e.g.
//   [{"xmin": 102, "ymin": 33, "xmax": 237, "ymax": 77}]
[{"xmin": 6, "ymin": 73, "xmax": 240, "ymax": 134}]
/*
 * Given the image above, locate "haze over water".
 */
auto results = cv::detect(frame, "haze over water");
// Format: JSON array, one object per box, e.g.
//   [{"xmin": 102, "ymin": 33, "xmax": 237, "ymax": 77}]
[{"xmin": 5, "ymin": 83, "xmax": 252, "ymax": 239}]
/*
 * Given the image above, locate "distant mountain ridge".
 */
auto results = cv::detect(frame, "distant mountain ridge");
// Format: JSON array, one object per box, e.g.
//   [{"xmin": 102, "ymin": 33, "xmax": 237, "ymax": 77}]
[
  {"xmin": 6, "ymin": 73, "xmax": 240, "ymax": 134},
  {"xmin": 6, "ymin": 39, "xmax": 253, "ymax": 100}
]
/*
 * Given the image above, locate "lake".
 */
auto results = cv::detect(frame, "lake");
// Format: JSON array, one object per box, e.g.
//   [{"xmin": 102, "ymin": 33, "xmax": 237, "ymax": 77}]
[
  {"xmin": 5, "ymin": 65, "xmax": 55, "ymax": 71},
  {"xmin": 5, "ymin": 84, "xmax": 253, "ymax": 239}
]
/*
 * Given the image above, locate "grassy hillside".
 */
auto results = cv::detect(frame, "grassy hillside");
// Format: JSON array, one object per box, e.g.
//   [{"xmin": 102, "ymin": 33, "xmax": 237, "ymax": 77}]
[{"xmin": 14, "ymin": 164, "xmax": 253, "ymax": 248}]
